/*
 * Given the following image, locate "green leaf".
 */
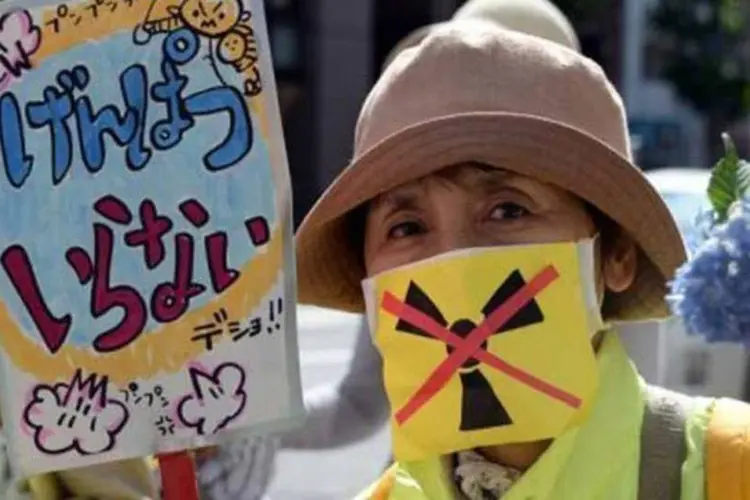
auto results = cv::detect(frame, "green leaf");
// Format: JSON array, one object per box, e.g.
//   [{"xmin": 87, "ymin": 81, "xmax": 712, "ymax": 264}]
[
  {"xmin": 720, "ymin": 0, "xmax": 744, "ymax": 33},
  {"xmin": 707, "ymin": 133, "xmax": 750, "ymax": 222}
]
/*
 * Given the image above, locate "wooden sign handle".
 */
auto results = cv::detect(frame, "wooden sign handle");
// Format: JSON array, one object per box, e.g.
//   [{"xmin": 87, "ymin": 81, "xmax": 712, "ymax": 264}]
[{"xmin": 158, "ymin": 451, "xmax": 199, "ymax": 500}]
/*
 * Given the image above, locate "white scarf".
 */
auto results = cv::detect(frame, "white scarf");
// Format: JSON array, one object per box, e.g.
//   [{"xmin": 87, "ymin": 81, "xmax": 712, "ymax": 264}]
[{"xmin": 454, "ymin": 450, "xmax": 521, "ymax": 500}]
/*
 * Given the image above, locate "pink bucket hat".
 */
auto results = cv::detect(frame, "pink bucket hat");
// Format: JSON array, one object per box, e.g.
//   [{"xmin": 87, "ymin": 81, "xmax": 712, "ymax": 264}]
[{"xmin": 296, "ymin": 21, "xmax": 685, "ymax": 321}]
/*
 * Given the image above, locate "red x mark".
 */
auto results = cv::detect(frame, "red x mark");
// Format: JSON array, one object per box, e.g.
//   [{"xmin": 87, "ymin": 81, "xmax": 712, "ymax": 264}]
[{"xmin": 381, "ymin": 265, "xmax": 582, "ymax": 426}]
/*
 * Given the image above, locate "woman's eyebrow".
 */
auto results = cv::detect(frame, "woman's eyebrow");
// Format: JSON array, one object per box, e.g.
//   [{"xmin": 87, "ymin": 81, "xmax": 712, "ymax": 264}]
[
  {"xmin": 478, "ymin": 175, "xmax": 513, "ymax": 193},
  {"xmin": 463, "ymin": 171, "xmax": 520, "ymax": 196},
  {"xmin": 460, "ymin": 173, "xmax": 542, "ymax": 209},
  {"xmin": 370, "ymin": 191, "xmax": 421, "ymax": 219}
]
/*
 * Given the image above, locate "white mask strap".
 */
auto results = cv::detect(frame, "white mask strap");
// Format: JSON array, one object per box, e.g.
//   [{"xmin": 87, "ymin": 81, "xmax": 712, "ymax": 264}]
[{"xmin": 579, "ymin": 234, "xmax": 608, "ymax": 334}]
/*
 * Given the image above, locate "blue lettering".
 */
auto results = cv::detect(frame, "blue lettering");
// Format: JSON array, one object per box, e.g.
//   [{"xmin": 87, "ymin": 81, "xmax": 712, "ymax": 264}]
[
  {"xmin": 121, "ymin": 65, "xmax": 152, "ymax": 171},
  {"xmin": 184, "ymin": 87, "xmax": 252, "ymax": 171},
  {"xmin": 0, "ymin": 93, "xmax": 34, "ymax": 188},
  {"xmin": 26, "ymin": 86, "xmax": 75, "ymax": 185},
  {"xmin": 150, "ymin": 59, "xmax": 194, "ymax": 150},
  {"xmin": 1, "ymin": 26, "xmax": 254, "ymax": 189},
  {"xmin": 162, "ymin": 29, "xmax": 200, "ymax": 66},
  {"xmin": 74, "ymin": 65, "xmax": 151, "ymax": 174},
  {"xmin": 74, "ymin": 67, "xmax": 135, "ymax": 173},
  {"xmin": 150, "ymin": 29, "xmax": 201, "ymax": 150}
]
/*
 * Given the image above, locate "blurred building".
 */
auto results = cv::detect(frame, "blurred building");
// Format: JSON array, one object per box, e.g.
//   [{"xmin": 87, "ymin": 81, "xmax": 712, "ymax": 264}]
[
  {"xmin": 269, "ymin": 0, "xmax": 632, "ymax": 227},
  {"xmin": 264, "ymin": 0, "xmax": 316, "ymax": 227},
  {"xmin": 620, "ymin": 0, "xmax": 748, "ymax": 169},
  {"xmin": 270, "ymin": 0, "xmax": 455, "ymax": 227},
  {"xmin": 268, "ymin": 0, "xmax": 744, "ymax": 225}
]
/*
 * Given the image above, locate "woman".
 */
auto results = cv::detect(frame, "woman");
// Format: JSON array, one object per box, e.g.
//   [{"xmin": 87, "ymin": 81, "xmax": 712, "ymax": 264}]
[
  {"xmin": 294, "ymin": 20, "xmax": 750, "ymax": 500},
  {"xmin": 282, "ymin": 0, "xmax": 583, "ymax": 458}
]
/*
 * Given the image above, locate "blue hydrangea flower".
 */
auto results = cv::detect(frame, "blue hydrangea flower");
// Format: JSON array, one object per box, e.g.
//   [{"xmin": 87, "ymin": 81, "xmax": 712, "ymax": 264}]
[{"xmin": 668, "ymin": 201, "xmax": 750, "ymax": 347}]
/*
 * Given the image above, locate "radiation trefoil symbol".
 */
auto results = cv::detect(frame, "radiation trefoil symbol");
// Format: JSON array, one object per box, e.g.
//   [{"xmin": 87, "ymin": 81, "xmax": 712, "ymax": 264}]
[{"xmin": 381, "ymin": 265, "xmax": 582, "ymax": 430}]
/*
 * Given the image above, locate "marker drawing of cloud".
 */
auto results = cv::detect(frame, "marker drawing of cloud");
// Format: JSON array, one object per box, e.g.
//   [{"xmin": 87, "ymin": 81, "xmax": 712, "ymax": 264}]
[
  {"xmin": 0, "ymin": 10, "xmax": 42, "ymax": 91},
  {"xmin": 177, "ymin": 362, "xmax": 247, "ymax": 436},
  {"xmin": 23, "ymin": 370, "xmax": 129, "ymax": 456}
]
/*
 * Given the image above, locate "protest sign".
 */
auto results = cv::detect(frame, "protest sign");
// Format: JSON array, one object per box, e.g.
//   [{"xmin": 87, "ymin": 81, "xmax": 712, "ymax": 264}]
[{"xmin": 0, "ymin": 0, "xmax": 303, "ymax": 477}]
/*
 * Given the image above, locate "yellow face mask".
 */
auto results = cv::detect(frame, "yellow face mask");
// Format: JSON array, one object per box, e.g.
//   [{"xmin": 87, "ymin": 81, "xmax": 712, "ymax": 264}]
[{"xmin": 362, "ymin": 239, "xmax": 604, "ymax": 461}]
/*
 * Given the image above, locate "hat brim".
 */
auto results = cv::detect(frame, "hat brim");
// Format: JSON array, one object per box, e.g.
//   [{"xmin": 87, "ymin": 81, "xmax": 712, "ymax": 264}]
[{"xmin": 296, "ymin": 112, "xmax": 686, "ymax": 321}]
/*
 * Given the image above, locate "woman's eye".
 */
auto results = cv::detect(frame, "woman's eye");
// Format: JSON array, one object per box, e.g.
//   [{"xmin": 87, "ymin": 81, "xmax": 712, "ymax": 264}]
[
  {"xmin": 387, "ymin": 220, "xmax": 424, "ymax": 240},
  {"xmin": 489, "ymin": 202, "xmax": 529, "ymax": 220}
]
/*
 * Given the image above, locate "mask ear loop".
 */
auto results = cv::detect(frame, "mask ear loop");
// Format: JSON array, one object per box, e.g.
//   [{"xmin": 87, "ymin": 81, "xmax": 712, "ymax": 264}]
[
  {"xmin": 361, "ymin": 276, "xmax": 379, "ymax": 340},
  {"xmin": 579, "ymin": 234, "xmax": 609, "ymax": 336}
]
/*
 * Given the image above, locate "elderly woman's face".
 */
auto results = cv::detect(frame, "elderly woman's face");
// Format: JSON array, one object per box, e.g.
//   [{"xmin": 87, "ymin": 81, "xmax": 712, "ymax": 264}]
[{"xmin": 363, "ymin": 163, "xmax": 637, "ymax": 296}]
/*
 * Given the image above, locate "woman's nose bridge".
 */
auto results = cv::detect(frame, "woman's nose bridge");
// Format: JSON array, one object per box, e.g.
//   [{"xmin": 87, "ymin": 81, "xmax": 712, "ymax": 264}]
[
  {"xmin": 435, "ymin": 224, "xmax": 483, "ymax": 253},
  {"xmin": 425, "ymin": 189, "xmax": 488, "ymax": 255}
]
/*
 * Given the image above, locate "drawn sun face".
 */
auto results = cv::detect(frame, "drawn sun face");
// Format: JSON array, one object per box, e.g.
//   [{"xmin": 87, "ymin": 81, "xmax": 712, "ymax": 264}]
[
  {"xmin": 218, "ymin": 32, "xmax": 246, "ymax": 63},
  {"xmin": 180, "ymin": 0, "xmax": 241, "ymax": 37}
]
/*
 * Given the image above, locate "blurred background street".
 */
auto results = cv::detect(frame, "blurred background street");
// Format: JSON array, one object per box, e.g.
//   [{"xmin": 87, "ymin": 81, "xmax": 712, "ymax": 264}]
[{"xmin": 268, "ymin": 308, "xmax": 388, "ymax": 499}]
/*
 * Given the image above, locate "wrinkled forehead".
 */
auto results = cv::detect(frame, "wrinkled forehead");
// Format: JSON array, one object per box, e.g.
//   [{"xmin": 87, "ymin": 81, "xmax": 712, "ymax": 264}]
[{"xmin": 369, "ymin": 163, "xmax": 520, "ymax": 211}]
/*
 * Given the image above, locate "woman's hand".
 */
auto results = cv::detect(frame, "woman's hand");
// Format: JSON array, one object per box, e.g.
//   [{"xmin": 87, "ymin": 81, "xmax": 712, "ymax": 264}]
[{"xmin": 192, "ymin": 446, "xmax": 220, "ymax": 464}]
